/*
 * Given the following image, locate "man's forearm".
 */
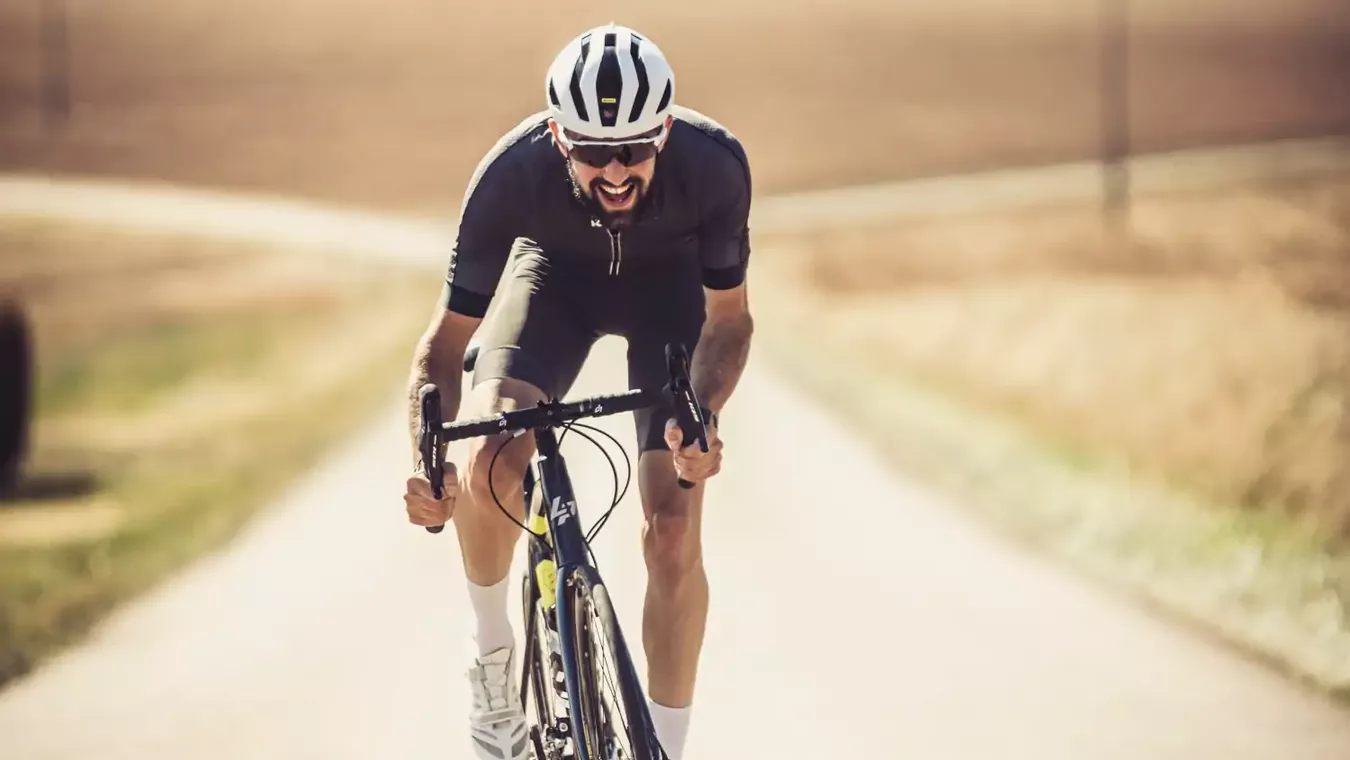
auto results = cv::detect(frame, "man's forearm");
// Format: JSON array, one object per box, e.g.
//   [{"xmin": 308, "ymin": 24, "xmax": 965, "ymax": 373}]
[
  {"xmin": 690, "ymin": 311, "xmax": 754, "ymax": 415},
  {"xmin": 406, "ymin": 307, "xmax": 482, "ymax": 459},
  {"xmin": 407, "ymin": 333, "xmax": 465, "ymax": 454}
]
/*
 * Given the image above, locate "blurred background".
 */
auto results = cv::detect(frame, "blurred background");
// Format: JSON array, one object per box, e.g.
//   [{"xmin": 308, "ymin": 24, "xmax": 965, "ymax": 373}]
[
  {"xmin": 3, "ymin": 0, "xmax": 1350, "ymax": 207},
  {"xmin": 2, "ymin": 0, "xmax": 1350, "ymax": 752}
]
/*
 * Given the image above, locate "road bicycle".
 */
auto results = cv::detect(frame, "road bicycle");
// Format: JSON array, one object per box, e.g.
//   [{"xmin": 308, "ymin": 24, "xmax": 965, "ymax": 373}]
[{"xmin": 416, "ymin": 342, "xmax": 711, "ymax": 760}]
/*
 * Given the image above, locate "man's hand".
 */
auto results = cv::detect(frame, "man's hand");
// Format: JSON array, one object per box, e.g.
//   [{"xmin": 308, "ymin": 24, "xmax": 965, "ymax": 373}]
[
  {"xmin": 664, "ymin": 418, "xmax": 723, "ymax": 484},
  {"xmin": 404, "ymin": 462, "xmax": 461, "ymax": 528}
]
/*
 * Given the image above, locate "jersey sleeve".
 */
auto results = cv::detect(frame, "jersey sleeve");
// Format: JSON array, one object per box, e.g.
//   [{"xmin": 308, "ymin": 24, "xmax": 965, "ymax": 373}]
[
  {"xmin": 697, "ymin": 146, "xmax": 753, "ymax": 290},
  {"xmin": 443, "ymin": 148, "xmax": 519, "ymax": 318}
]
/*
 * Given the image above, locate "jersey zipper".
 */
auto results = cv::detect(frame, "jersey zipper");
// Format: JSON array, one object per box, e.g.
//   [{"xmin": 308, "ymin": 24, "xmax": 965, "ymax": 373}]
[{"xmin": 606, "ymin": 229, "xmax": 624, "ymax": 276}]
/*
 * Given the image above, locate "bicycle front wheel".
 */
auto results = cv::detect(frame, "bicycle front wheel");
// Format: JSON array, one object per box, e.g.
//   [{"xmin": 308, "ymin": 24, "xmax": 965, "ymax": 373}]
[{"xmin": 558, "ymin": 566, "xmax": 663, "ymax": 760}]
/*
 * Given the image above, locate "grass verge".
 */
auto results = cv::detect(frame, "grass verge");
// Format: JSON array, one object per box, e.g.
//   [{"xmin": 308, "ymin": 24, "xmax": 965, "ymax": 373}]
[
  {"xmin": 0, "ymin": 219, "xmax": 437, "ymax": 688},
  {"xmin": 750, "ymin": 172, "xmax": 1350, "ymax": 701}
]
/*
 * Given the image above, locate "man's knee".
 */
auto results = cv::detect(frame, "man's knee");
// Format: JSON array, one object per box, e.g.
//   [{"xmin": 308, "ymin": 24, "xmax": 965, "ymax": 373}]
[
  {"xmin": 643, "ymin": 508, "xmax": 702, "ymax": 589},
  {"xmin": 639, "ymin": 457, "xmax": 704, "ymax": 589},
  {"xmin": 460, "ymin": 378, "xmax": 546, "ymax": 511},
  {"xmin": 464, "ymin": 433, "xmax": 530, "ymax": 509},
  {"xmin": 632, "ymin": 352, "xmax": 708, "ymax": 589}
]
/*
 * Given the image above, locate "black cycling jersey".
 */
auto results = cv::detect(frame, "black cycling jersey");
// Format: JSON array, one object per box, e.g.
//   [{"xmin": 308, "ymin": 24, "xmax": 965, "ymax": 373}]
[
  {"xmin": 443, "ymin": 105, "xmax": 753, "ymax": 318},
  {"xmin": 440, "ymin": 104, "xmax": 752, "ymax": 453}
]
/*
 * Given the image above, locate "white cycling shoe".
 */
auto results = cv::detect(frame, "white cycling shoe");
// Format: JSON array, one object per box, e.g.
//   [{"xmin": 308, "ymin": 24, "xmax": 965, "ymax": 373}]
[{"xmin": 467, "ymin": 646, "xmax": 534, "ymax": 760}]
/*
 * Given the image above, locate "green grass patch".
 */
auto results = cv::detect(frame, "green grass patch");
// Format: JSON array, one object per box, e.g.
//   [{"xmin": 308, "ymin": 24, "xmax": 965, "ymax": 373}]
[
  {"xmin": 37, "ymin": 314, "xmax": 279, "ymax": 417},
  {"xmin": 0, "ymin": 340, "xmax": 413, "ymax": 684},
  {"xmin": 0, "ymin": 220, "xmax": 437, "ymax": 689}
]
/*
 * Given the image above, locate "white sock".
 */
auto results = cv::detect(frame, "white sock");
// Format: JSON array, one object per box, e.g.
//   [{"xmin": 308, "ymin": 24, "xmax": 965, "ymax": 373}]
[
  {"xmin": 467, "ymin": 576, "xmax": 514, "ymax": 656},
  {"xmin": 647, "ymin": 699, "xmax": 692, "ymax": 760}
]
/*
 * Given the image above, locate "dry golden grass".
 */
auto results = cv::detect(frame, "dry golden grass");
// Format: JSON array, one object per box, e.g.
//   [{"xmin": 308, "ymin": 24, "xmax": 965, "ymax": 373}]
[
  {"xmin": 748, "ymin": 175, "xmax": 1350, "ymax": 694},
  {"xmin": 761, "ymin": 173, "xmax": 1350, "ymax": 537}
]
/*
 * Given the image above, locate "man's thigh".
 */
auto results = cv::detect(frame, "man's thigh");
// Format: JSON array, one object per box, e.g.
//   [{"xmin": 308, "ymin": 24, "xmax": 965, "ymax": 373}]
[
  {"xmin": 624, "ymin": 266, "xmax": 705, "ymax": 457},
  {"xmin": 461, "ymin": 242, "xmax": 598, "ymax": 497},
  {"xmin": 470, "ymin": 241, "xmax": 598, "ymax": 403}
]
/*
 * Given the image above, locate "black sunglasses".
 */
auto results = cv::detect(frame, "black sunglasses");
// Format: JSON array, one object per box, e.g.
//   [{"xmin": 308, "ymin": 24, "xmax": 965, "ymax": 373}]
[
  {"xmin": 567, "ymin": 140, "xmax": 660, "ymax": 168},
  {"xmin": 561, "ymin": 123, "xmax": 666, "ymax": 168}
]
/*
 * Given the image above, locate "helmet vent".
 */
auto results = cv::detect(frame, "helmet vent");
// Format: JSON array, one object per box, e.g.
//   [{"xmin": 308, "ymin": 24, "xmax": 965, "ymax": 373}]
[
  {"xmin": 656, "ymin": 79, "xmax": 673, "ymax": 113},
  {"xmin": 569, "ymin": 33, "xmax": 592, "ymax": 122},
  {"xmin": 627, "ymin": 37, "xmax": 650, "ymax": 124}
]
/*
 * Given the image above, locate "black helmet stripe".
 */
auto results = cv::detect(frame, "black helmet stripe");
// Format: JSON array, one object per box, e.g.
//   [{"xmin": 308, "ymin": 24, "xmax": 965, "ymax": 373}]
[
  {"xmin": 627, "ymin": 36, "xmax": 650, "ymax": 124},
  {"xmin": 569, "ymin": 33, "xmax": 591, "ymax": 122},
  {"xmin": 595, "ymin": 32, "xmax": 622, "ymax": 128},
  {"xmin": 656, "ymin": 79, "xmax": 673, "ymax": 113}
]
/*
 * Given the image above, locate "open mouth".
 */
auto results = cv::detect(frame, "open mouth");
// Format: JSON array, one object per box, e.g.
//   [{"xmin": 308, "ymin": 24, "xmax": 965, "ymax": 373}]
[{"xmin": 595, "ymin": 181, "xmax": 636, "ymax": 208}]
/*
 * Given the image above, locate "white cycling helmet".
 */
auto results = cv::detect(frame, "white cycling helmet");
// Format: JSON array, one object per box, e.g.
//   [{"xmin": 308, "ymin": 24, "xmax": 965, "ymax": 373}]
[{"xmin": 545, "ymin": 24, "xmax": 675, "ymax": 142}]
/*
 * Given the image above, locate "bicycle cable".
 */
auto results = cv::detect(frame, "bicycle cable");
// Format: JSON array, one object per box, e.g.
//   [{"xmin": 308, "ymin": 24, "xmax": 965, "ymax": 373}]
[
  {"xmin": 562, "ymin": 421, "xmax": 633, "ymax": 543},
  {"xmin": 560, "ymin": 422, "xmax": 632, "ymax": 577},
  {"xmin": 486, "ymin": 437, "xmax": 540, "ymax": 539},
  {"xmin": 484, "ymin": 421, "xmax": 635, "ymax": 557}
]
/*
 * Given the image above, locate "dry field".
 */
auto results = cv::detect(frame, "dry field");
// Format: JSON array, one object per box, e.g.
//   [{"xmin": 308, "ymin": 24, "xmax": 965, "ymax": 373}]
[
  {"xmin": 745, "ymin": 174, "xmax": 1350, "ymax": 692},
  {"xmin": 759, "ymin": 172, "xmax": 1350, "ymax": 539},
  {"xmin": 1, "ymin": 0, "xmax": 1348, "ymax": 212},
  {"xmin": 0, "ymin": 220, "xmax": 437, "ymax": 686}
]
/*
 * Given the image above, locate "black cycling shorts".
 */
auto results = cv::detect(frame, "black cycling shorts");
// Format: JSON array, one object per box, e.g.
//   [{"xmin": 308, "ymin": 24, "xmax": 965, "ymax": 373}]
[{"xmin": 470, "ymin": 238, "xmax": 705, "ymax": 453}]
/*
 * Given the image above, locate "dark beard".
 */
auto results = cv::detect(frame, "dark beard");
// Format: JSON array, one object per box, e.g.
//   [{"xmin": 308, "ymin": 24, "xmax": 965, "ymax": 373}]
[{"xmin": 566, "ymin": 161, "xmax": 647, "ymax": 230}]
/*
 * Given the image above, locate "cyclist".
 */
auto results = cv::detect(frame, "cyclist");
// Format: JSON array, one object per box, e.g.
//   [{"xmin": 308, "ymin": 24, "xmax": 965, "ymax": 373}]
[{"xmin": 401, "ymin": 23, "xmax": 754, "ymax": 760}]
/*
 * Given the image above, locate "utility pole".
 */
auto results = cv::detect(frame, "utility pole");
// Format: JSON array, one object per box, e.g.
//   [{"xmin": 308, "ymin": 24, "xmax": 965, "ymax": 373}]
[
  {"xmin": 1100, "ymin": 0, "xmax": 1130, "ymax": 234},
  {"xmin": 39, "ymin": 0, "xmax": 71, "ymax": 131}
]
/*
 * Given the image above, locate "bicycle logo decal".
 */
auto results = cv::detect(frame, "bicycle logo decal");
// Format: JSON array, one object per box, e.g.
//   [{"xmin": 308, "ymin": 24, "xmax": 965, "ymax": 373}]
[{"xmin": 550, "ymin": 495, "xmax": 578, "ymax": 525}]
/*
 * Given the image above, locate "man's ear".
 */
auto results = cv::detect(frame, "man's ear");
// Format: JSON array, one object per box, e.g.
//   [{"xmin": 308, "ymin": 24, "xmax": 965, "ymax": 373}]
[
  {"xmin": 657, "ymin": 114, "xmax": 675, "ymax": 151},
  {"xmin": 547, "ymin": 119, "xmax": 570, "ymax": 158}
]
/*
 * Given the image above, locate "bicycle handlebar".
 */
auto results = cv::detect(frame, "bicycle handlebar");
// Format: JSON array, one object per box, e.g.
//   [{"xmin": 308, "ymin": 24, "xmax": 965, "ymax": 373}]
[
  {"xmin": 416, "ymin": 343, "xmax": 710, "ymax": 534},
  {"xmin": 418, "ymin": 383, "xmax": 448, "ymax": 533}
]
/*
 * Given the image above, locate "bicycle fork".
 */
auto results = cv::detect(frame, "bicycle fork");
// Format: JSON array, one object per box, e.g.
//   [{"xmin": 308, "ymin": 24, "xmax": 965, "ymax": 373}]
[{"xmin": 523, "ymin": 465, "xmax": 576, "ymax": 758}]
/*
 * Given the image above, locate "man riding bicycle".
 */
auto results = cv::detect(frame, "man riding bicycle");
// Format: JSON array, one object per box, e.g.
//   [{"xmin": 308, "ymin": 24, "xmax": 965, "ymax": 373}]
[{"xmin": 402, "ymin": 23, "xmax": 754, "ymax": 760}]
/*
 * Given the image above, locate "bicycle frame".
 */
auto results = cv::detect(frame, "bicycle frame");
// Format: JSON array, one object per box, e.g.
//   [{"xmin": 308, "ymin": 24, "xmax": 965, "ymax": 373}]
[
  {"xmin": 530, "ymin": 424, "xmax": 591, "ymax": 578},
  {"xmin": 525, "ymin": 423, "xmax": 614, "ymax": 758},
  {"xmin": 513, "ymin": 424, "xmax": 612, "ymax": 760}
]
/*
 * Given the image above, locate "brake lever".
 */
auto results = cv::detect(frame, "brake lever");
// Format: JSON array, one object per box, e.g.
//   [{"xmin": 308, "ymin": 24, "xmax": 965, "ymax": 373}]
[
  {"xmin": 418, "ymin": 383, "xmax": 446, "ymax": 534},
  {"xmin": 665, "ymin": 343, "xmax": 709, "ymax": 490}
]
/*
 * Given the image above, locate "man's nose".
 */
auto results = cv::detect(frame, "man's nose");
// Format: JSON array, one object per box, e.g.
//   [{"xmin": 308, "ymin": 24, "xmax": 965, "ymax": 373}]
[{"xmin": 601, "ymin": 160, "xmax": 629, "ymax": 183}]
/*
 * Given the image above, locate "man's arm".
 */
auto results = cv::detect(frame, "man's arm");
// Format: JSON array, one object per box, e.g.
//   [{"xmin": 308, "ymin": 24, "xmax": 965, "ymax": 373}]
[
  {"xmin": 406, "ymin": 307, "xmax": 481, "ymax": 455},
  {"xmin": 692, "ymin": 134, "xmax": 754, "ymax": 417},
  {"xmin": 410, "ymin": 131, "xmax": 520, "ymax": 454},
  {"xmin": 690, "ymin": 281, "xmax": 753, "ymax": 416}
]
